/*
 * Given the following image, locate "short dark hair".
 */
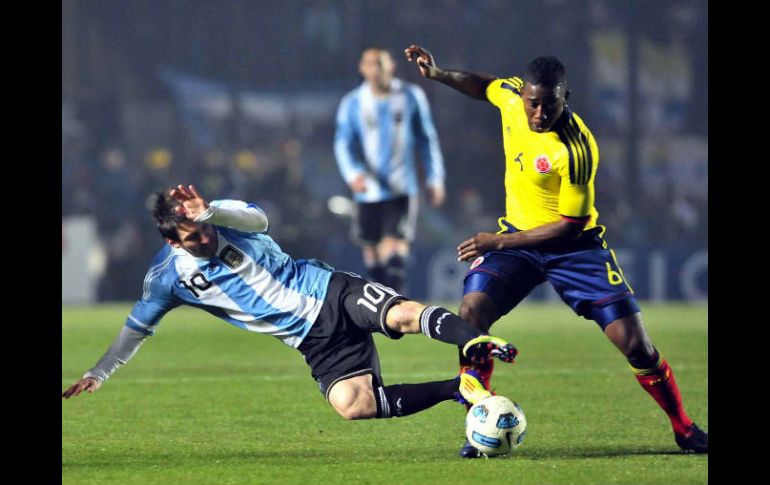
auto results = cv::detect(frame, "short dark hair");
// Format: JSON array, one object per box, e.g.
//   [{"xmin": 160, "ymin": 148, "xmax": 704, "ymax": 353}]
[
  {"xmin": 151, "ymin": 189, "xmax": 186, "ymax": 241},
  {"xmin": 361, "ymin": 46, "xmax": 392, "ymax": 57},
  {"xmin": 524, "ymin": 56, "xmax": 567, "ymax": 88}
]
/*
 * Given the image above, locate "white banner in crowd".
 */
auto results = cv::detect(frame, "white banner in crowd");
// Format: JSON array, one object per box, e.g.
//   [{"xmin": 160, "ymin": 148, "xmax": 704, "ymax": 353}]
[{"xmin": 62, "ymin": 217, "xmax": 106, "ymax": 304}]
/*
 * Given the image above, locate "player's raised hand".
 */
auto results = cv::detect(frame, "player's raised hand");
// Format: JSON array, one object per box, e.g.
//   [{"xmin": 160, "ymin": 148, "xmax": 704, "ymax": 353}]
[
  {"xmin": 457, "ymin": 232, "xmax": 502, "ymax": 262},
  {"xmin": 404, "ymin": 45, "xmax": 439, "ymax": 78},
  {"xmin": 169, "ymin": 184, "xmax": 209, "ymax": 220},
  {"xmin": 62, "ymin": 377, "xmax": 102, "ymax": 399},
  {"xmin": 349, "ymin": 174, "xmax": 367, "ymax": 193},
  {"xmin": 427, "ymin": 184, "xmax": 445, "ymax": 207}
]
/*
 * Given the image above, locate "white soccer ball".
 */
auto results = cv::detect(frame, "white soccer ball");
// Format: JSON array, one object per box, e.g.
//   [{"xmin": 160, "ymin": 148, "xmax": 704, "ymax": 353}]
[{"xmin": 465, "ymin": 395, "xmax": 527, "ymax": 456}]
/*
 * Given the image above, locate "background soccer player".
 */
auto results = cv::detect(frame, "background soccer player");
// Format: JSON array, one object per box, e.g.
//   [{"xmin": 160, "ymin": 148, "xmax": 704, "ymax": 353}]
[
  {"xmin": 404, "ymin": 44, "xmax": 707, "ymax": 457},
  {"xmin": 334, "ymin": 47, "xmax": 446, "ymax": 294},
  {"xmin": 62, "ymin": 184, "xmax": 515, "ymax": 427}
]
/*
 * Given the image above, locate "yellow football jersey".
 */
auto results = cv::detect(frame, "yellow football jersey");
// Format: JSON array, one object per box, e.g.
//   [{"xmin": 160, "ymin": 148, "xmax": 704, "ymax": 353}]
[{"xmin": 486, "ymin": 77, "xmax": 599, "ymax": 232}]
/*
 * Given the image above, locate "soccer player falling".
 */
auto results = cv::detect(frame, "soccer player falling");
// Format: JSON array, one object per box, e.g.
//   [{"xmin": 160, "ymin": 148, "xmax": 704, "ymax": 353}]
[{"xmin": 63, "ymin": 185, "xmax": 515, "ymax": 428}]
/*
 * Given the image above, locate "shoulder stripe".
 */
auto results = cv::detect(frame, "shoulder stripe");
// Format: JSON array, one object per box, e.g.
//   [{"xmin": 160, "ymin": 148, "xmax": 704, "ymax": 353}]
[
  {"xmin": 567, "ymin": 124, "xmax": 586, "ymax": 184},
  {"xmin": 147, "ymin": 249, "xmax": 175, "ymax": 275},
  {"xmin": 580, "ymin": 129, "xmax": 593, "ymax": 184},
  {"xmin": 557, "ymin": 124, "xmax": 577, "ymax": 184},
  {"xmin": 142, "ymin": 251, "xmax": 175, "ymax": 300},
  {"xmin": 500, "ymin": 76, "xmax": 524, "ymax": 96},
  {"xmin": 557, "ymin": 115, "xmax": 594, "ymax": 185}
]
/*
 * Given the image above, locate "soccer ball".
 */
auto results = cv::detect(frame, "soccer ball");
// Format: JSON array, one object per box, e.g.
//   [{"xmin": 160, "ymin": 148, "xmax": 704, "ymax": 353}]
[{"xmin": 465, "ymin": 395, "xmax": 527, "ymax": 456}]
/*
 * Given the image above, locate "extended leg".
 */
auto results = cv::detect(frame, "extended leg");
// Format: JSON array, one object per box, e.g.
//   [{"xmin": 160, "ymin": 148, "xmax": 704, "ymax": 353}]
[
  {"xmin": 604, "ymin": 312, "xmax": 707, "ymax": 453},
  {"xmin": 327, "ymin": 373, "xmax": 461, "ymax": 420}
]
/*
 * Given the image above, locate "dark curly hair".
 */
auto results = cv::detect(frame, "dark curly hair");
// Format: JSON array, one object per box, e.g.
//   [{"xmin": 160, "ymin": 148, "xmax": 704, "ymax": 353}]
[
  {"xmin": 150, "ymin": 189, "xmax": 187, "ymax": 242},
  {"xmin": 524, "ymin": 56, "xmax": 567, "ymax": 89}
]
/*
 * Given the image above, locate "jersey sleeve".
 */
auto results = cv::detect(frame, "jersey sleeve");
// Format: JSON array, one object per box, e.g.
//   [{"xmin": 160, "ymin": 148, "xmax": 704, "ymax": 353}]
[
  {"xmin": 486, "ymin": 76, "xmax": 524, "ymax": 108},
  {"xmin": 557, "ymin": 178, "xmax": 594, "ymax": 218},
  {"xmin": 125, "ymin": 265, "xmax": 181, "ymax": 336},
  {"xmin": 196, "ymin": 199, "xmax": 269, "ymax": 233},
  {"xmin": 333, "ymin": 93, "xmax": 367, "ymax": 184}
]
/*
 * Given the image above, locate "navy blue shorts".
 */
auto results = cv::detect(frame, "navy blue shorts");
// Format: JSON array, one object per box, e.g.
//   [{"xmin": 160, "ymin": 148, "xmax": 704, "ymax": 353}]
[{"xmin": 463, "ymin": 225, "xmax": 639, "ymax": 329}]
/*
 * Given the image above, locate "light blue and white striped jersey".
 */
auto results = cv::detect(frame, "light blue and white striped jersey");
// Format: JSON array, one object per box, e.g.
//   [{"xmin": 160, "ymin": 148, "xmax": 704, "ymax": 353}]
[
  {"xmin": 334, "ymin": 78, "xmax": 445, "ymax": 203},
  {"xmin": 125, "ymin": 200, "xmax": 333, "ymax": 349}
]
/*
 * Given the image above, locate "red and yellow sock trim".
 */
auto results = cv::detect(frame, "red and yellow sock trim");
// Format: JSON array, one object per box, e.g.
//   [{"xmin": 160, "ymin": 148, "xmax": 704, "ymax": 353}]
[{"xmin": 629, "ymin": 353, "xmax": 663, "ymax": 376}]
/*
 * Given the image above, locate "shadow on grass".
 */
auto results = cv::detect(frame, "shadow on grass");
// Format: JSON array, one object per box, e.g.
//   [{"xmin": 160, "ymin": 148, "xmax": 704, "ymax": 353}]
[
  {"xmin": 506, "ymin": 445, "xmax": 697, "ymax": 460},
  {"xmin": 62, "ymin": 449, "xmax": 376, "ymax": 469},
  {"xmin": 63, "ymin": 445, "xmax": 703, "ymax": 471}
]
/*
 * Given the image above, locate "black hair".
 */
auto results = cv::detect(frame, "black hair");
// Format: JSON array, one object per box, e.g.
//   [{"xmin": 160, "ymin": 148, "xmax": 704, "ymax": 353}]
[
  {"xmin": 361, "ymin": 46, "xmax": 393, "ymax": 58},
  {"xmin": 524, "ymin": 56, "xmax": 567, "ymax": 88},
  {"xmin": 151, "ymin": 189, "xmax": 186, "ymax": 242}
]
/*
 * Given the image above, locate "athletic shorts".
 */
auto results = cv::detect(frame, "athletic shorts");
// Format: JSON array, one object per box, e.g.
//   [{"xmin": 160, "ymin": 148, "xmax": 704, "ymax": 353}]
[
  {"xmin": 463, "ymin": 224, "xmax": 640, "ymax": 329},
  {"xmin": 351, "ymin": 195, "xmax": 417, "ymax": 244},
  {"xmin": 297, "ymin": 271, "xmax": 407, "ymax": 399}
]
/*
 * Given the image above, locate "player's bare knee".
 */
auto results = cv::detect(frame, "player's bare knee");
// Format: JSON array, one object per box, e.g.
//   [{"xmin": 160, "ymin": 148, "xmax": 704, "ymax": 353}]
[
  {"xmin": 334, "ymin": 405, "xmax": 369, "ymax": 420},
  {"xmin": 458, "ymin": 303, "xmax": 480, "ymax": 326},
  {"xmin": 328, "ymin": 376, "xmax": 377, "ymax": 420},
  {"xmin": 624, "ymin": 334, "xmax": 656, "ymax": 365},
  {"xmin": 605, "ymin": 314, "xmax": 655, "ymax": 363},
  {"xmin": 330, "ymin": 389, "xmax": 376, "ymax": 420},
  {"xmin": 459, "ymin": 300, "xmax": 493, "ymax": 331}
]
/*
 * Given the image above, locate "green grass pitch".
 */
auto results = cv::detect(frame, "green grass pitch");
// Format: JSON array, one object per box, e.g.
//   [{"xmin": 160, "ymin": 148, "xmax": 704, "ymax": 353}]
[{"xmin": 62, "ymin": 302, "xmax": 707, "ymax": 485}]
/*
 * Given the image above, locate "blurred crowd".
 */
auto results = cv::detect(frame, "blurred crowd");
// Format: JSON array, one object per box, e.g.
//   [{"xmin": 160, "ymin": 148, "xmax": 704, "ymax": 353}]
[{"xmin": 62, "ymin": 0, "xmax": 707, "ymax": 301}]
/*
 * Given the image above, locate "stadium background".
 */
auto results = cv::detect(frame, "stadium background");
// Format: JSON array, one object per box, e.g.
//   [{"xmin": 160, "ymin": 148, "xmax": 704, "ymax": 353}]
[{"xmin": 61, "ymin": 0, "xmax": 707, "ymax": 303}]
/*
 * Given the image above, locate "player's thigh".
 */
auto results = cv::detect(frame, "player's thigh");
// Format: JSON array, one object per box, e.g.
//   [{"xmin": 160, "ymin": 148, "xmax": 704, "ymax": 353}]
[
  {"xmin": 299, "ymin": 331, "xmax": 384, "ymax": 403},
  {"xmin": 300, "ymin": 275, "xmax": 390, "ymax": 400},
  {"xmin": 381, "ymin": 195, "xmax": 416, "ymax": 242},
  {"xmin": 352, "ymin": 201, "xmax": 384, "ymax": 245},
  {"xmin": 545, "ymin": 247, "xmax": 639, "ymax": 329},
  {"xmin": 462, "ymin": 251, "xmax": 545, "ymax": 320},
  {"xmin": 335, "ymin": 271, "xmax": 407, "ymax": 339}
]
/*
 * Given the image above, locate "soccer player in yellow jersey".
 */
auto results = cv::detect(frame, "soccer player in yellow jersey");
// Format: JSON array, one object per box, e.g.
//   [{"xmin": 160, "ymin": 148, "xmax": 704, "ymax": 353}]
[{"xmin": 404, "ymin": 44, "xmax": 707, "ymax": 457}]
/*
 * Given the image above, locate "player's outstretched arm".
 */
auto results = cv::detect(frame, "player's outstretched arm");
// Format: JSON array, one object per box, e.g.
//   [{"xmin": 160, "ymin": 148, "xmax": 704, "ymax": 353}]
[
  {"xmin": 404, "ymin": 44, "xmax": 497, "ymax": 101},
  {"xmin": 62, "ymin": 326, "xmax": 149, "ymax": 400},
  {"xmin": 426, "ymin": 184, "xmax": 446, "ymax": 207},
  {"xmin": 62, "ymin": 377, "xmax": 102, "ymax": 399},
  {"xmin": 172, "ymin": 184, "xmax": 269, "ymax": 233}
]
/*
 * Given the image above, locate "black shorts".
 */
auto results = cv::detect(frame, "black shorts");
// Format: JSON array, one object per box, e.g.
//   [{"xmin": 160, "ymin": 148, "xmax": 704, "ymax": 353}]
[
  {"xmin": 297, "ymin": 271, "xmax": 407, "ymax": 400},
  {"xmin": 351, "ymin": 195, "xmax": 417, "ymax": 244}
]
